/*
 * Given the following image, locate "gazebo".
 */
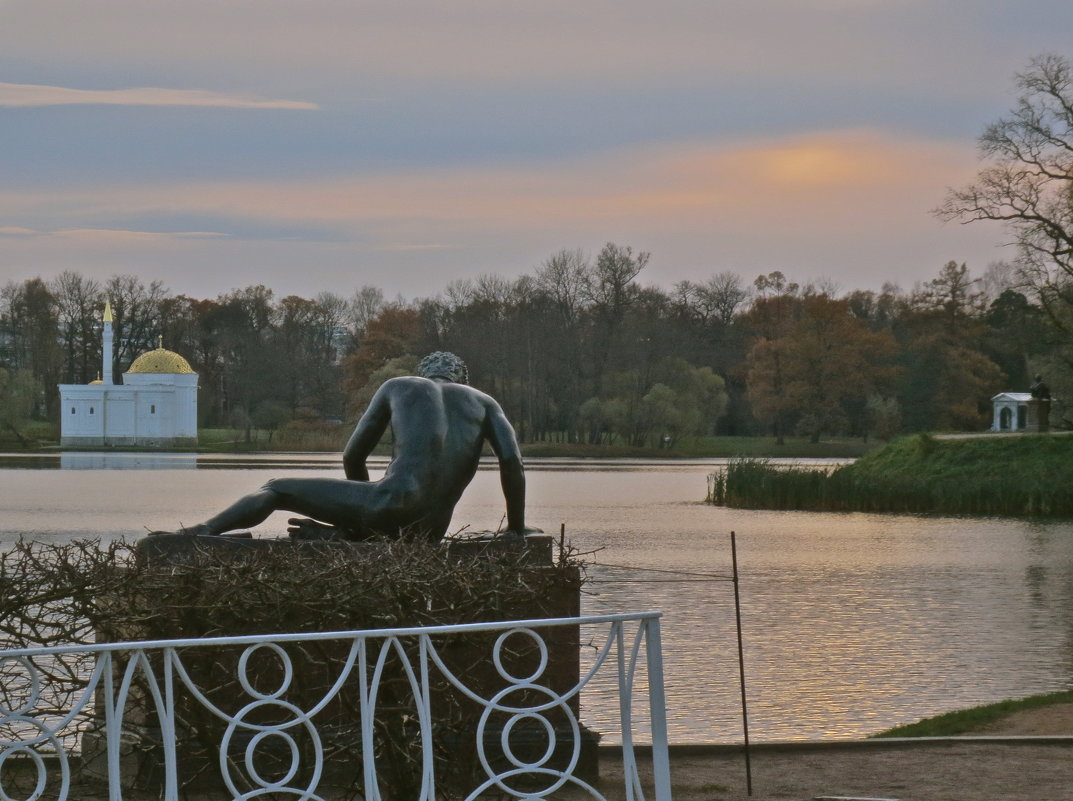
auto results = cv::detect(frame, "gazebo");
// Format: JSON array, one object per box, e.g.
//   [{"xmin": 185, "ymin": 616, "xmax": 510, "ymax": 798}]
[{"xmin": 990, "ymin": 392, "xmax": 1030, "ymax": 432}]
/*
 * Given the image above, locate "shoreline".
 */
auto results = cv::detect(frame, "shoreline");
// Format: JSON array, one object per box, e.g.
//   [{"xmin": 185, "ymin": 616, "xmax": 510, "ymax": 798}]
[{"xmin": 602, "ymin": 733, "xmax": 1073, "ymax": 756}]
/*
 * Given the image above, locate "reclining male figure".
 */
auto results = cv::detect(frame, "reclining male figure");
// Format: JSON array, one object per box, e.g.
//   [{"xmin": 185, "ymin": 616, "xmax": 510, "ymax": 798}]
[{"xmin": 153, "ymin": 352, "xmax": 539, "ymax": 542}]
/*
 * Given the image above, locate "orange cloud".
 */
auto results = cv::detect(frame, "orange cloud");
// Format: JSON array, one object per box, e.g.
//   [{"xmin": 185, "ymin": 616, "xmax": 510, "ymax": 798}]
[{"xmin": 0, "ymin": 128, "xmax": 983, "ymax": 266}]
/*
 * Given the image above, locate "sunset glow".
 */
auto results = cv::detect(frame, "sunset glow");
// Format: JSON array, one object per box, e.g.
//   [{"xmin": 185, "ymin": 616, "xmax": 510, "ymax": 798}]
[{"xmin": 3, "ymin": 1, "xmax": 1071, "ymax": 297}]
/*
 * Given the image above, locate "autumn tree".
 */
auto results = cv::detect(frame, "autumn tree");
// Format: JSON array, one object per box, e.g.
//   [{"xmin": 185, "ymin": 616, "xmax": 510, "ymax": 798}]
[
  {"xmin": 737, "ymin": 273, "xmax": 801, "ymax": 443},
  {"xmin": 746, "ymin": 293, "xmax": 899, "ymax": 443},
  {"xmin": 342, "ymin": 305, "xmax": 423, "ymax": 417},
  {"xmin": 889, "ymin": 263, "xmax": 1005, "ymax": 431}
]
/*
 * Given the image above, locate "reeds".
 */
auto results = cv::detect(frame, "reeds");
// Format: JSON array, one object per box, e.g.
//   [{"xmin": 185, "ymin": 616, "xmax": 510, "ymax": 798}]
[{"xmin": 709, "ymin": 434, "xmax": 1073, "ymax": 517}]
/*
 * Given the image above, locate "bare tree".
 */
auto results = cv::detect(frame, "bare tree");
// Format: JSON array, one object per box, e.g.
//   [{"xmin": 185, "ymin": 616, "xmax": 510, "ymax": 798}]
[
  {"xmin": 979, "ymin": 260, "xmax": 1023, "ymax": 302},
  {"xmin": 585, "ymin": 243, "xmax": 649, "ymax": 395},
  {"xmin": 348, "ymin": 284, "xmax": 385, "ymax": 342},
  {"xmin": 536, "ymin": 249, "xmax": 590, "ymax": 326},
  {"xmin": 105, "ymin": 275, "xmax": 170, "ymax": 370},
  {"xmin": 51, "ymin": 271, "xmax": 104, "ymax": 384},
  {"xmin": 697, "ymin": 271, "xmax": 749, "ymax": 325},
  {"xmin": 936, "ymin": 53, "xmax": 1073, "ymax": 332}
]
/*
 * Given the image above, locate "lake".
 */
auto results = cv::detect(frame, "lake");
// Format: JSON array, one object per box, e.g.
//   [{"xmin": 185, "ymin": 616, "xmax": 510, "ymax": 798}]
[{"xmin": 2, "ymin": 452, "xmax": 1072, "ymax": 744}]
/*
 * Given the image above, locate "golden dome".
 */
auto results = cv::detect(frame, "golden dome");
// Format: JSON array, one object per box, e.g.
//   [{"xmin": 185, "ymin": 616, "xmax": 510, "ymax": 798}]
[{"xmin": 127, "ymin": 347, "xmax": 195, "ymax": 375}]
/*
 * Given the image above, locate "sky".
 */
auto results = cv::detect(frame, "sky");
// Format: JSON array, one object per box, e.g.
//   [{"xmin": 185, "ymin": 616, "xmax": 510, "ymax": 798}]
[{"xmin": 4, "ymin": 0, "xmax": 1073, "ymax": 302}]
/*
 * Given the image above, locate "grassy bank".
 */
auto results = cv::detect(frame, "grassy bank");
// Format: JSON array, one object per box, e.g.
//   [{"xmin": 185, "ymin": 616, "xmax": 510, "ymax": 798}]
[
  {"xmin": 871, "ymin": 690, "xmax": 1073, "ymax": 737},
  {"xmin": 709, "ymin": 433, "xmax": 1073, "ymax": 516}
]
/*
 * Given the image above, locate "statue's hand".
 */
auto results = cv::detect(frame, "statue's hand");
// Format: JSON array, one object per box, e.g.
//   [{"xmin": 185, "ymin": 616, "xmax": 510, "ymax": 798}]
[{"xmin": 288, "ymin": 518, "xmax": 344, "ymax": 541}]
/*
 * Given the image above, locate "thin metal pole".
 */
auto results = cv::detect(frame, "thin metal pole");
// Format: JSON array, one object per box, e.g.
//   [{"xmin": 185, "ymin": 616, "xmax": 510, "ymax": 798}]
[{"xmin": 731, "ymin": 530, "xmax": 753, "ymax": 796}]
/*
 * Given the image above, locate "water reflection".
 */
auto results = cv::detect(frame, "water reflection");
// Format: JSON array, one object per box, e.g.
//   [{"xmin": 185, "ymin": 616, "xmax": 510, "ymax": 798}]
[
  {"xmin": 1, "ymin": 453, "xmax": 1071, "ymax": 744},
  {"xmin": 59, "ymin": 453, "xmax": 198, "ymax": 470}
]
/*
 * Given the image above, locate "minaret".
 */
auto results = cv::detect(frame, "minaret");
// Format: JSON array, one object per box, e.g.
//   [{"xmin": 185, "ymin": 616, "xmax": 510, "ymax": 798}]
[{"xmin": 102, "ymin": 300, "xmax": 114, "ymax": 385}]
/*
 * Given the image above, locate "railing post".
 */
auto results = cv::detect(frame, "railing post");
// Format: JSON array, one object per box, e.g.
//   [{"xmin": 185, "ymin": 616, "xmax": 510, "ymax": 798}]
[
  {"xmin": 162, "ymin": 649, "xmax": 179, "ymax": 801},
  {"xmin": 615, "ymin": 621, "xmax": 640, "ymax": 801},
  {"xmin": 644, "ymin": 617, "xmax": 672, "ymax": 801},
  {"xmin": 357, "ymin": 638, "xmax": 379, "ymax": 801},
  {"xmin": 418, "ymin": 634, "xmax": 435, "ymax": 801},
  {"xmin": 100, "ymin": 651, "xmax": 121, "ymax": 801}
]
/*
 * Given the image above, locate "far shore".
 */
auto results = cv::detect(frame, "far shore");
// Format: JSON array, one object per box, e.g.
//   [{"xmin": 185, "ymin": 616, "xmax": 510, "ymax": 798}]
[{"xmin": 2, "ymin": 432, "xmax": 886, "ymax": 460}]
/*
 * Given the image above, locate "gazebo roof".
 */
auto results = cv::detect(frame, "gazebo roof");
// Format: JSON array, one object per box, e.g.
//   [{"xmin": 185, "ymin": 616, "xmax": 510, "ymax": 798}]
[{"xmin": 991, "ymin": 392, "xmax": 1032, "ymax": 403}]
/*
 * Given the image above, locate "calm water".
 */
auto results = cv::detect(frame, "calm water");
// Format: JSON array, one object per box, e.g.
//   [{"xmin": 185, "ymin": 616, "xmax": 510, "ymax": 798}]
[{"xmin": 2, "ymin": 452, "xmax": 1072, "ymax": 744}]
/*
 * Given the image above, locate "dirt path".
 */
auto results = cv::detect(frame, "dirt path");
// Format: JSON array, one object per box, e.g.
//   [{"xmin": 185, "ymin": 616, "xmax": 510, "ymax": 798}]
[
  {"xmin": 597, "ymin": 705, "xmax": 1073, "ymax": 801},
  {"xmin": 611, "ymin": 742, "xmax": 1073, "ymax": 800}
]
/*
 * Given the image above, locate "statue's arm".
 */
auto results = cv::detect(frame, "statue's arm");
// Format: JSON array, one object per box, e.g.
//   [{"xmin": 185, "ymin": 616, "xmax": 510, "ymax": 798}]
[
  {"xmin": 486, "ymin": 401, "xmax": 539, "ymax": 535},
  {"xmin": 342, "ymin": 385, "xmax": 392, "ymax": 481}
]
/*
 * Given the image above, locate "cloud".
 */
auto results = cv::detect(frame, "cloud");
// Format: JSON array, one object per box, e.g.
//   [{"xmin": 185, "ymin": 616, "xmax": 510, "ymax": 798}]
[
  {"xmin": 0, "ymin": 226, "xmax": 227, "ymax": 242},
  {"xmin": 4, "ymin": 0, "xmax": 1058, "ymax": 102},
  {"xmin": 52, "ymin": 228, "xmax": 228, "ymax": 241},
  {"xmin": 0, "ymin": 127, "xmax": 1002, "ymax": 297},
  {"xmin": 0, "ymin": 82, "xmax": 317, "ymax": 110},
  {"xmin": 0, "ymin": 128, "xmax": 975, "ymax": 237},
  {"xmin": 136, "ymin": 128, "xmax": 968, "ymax": 238}
]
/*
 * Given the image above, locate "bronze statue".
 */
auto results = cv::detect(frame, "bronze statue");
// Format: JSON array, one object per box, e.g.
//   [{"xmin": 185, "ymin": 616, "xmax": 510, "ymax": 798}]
[
  {"xmin": 151, "ymin": 352, "xmax": 540, "ymax": 542},
  {"xmin": 1030, "ymin": 375, "xmax": 1051, "ymax": 400}
]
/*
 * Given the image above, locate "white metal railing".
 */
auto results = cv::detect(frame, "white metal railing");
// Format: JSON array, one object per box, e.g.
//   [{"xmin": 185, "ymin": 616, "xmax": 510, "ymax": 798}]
[{"xmin": 0, "ymin": 612, "xmax": 671, "ymax": 801}]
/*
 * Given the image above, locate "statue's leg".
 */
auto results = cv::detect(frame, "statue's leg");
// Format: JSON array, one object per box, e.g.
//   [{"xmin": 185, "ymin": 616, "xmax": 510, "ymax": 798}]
[
  {"xmin": 188, "ymin": 477, "xmax": 372, "ymax": 535},
  {"xmin": 194, "ymin": 486, "xmax": 283, "ymax": 535}
]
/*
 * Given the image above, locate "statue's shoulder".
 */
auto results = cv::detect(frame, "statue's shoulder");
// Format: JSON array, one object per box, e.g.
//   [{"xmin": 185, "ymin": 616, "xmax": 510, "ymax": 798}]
[
  {"xmin": 441, "ymin": 380, "xmax": 497, "ymax": 405},
  {"xmin": 380, "ymin": 375, "xmax": 428, "ymax": 391}
]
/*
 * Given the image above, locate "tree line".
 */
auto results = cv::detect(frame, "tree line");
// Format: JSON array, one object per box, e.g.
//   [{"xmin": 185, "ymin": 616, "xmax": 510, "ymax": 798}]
[{"xmin": 0, "ymin": 249, "xmax": 1061, "ymax": 446}]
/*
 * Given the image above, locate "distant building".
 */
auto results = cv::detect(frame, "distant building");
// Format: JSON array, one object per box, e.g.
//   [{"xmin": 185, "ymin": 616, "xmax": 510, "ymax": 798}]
[
  {"xmin": 990, "ymin": 392, "xmax": 1030, "ymax": 432},
  {"xmin": 58, "ymin": 302, "xmax": 198, "ymax": 447}
]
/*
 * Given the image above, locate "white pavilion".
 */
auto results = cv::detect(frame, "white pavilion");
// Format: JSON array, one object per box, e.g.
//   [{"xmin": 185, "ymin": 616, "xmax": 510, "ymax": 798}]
[
  {"xmin": 58, "ymin": 302, "xmax": 198, "ymax": 447},
  {"xmin": 990, "ymin": 391, "xmax": 1031, "ymax": 432}
]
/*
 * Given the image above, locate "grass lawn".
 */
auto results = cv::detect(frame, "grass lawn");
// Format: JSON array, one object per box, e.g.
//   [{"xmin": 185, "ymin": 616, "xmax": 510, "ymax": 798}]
[{"xmin": 871, "ymin": 690, "xmax": 1073, "ymax": 737}]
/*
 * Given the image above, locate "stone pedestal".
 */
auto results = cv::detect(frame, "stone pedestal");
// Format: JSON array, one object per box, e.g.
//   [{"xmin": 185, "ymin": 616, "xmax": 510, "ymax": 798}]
[
  {"xmin": 82, "ymin": 533, "xmax": 596, "ymax": 791},
  {"xmin": 1026, "ymin": 399, "xmax": 1051, "ymax": 433}
]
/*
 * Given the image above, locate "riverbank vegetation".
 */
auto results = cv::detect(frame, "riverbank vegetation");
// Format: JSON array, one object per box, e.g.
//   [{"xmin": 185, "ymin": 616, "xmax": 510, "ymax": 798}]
[
  {"xmin": 709, "ymin": 433, "xmax": 1073, "ymax": 516},
  {"xmin": 871, "ymin": 690, "xmax": 1073, "ymax": 738}
]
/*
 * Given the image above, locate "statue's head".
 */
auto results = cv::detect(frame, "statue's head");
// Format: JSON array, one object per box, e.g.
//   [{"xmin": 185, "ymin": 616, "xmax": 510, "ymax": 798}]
[{"xmin": 418, "ymin": 351, "xmax": 469, "ymax": 385}]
